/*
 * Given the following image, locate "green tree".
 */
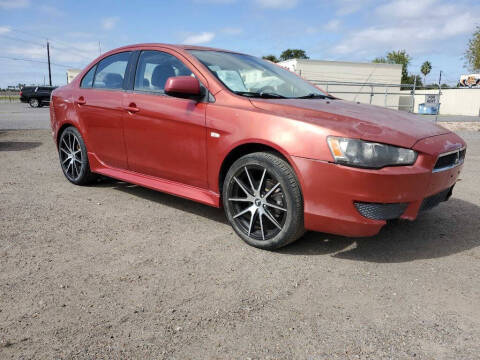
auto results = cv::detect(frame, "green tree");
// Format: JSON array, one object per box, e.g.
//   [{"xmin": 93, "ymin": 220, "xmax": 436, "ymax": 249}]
[
  {"xmin": 465, "ymin": 26, "xmax": 480, "ymax": 71},
  {"xmin": 373, "ymin": 50, "xmax": 411, "ymax": 84},
  {"xmin": 279, "ymin": 49, "xmax": 309, "ymax": 61},
  {"xmin": 262, "ymin": 55, "xmax": 279, "ymax": 63},
  {"xmin": 420, "ymin": 61, "xmax": 432, "ymax": 84},
  {"xmin": 404, "ymin": 74, "xmax": 423, "ymax": 88}
]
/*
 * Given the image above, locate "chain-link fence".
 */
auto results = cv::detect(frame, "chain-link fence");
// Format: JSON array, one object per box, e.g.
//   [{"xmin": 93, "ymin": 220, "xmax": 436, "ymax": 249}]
[
  {"xmin": 309, "ymin": 80, "xmax": 441, "ymax": 112},
  {"xmin": 0, "ymin": 91, "xmax": 20, "ymax": 103},
  {"xmin": 307, "ymin": 80, "xmax": 480, "ymax": 116}
]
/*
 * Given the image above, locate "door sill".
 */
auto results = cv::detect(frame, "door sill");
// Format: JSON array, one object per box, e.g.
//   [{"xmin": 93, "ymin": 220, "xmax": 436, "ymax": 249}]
[{"xmin": 88, "ymin": 152, "xmax": 220, "ymax": 207}]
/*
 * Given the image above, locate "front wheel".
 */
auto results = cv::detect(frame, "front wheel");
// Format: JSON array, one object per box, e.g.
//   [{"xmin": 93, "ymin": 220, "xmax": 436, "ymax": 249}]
[{"xmin": 223, "ymin": 152, "xmax": 304, "ymax": 250}]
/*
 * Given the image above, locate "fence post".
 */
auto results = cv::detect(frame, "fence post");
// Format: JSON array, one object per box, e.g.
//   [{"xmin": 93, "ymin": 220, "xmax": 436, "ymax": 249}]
[
  {"xmin": 384, "ymin": 86, "xmax": 388, "ymax": 108},
  {"xmin": 411, "ymin": 77, "xmax": 416, "ymax": 113},
  {"xmin": 369, "ymin": 86, "xmax": 373, "ymax": 104},
  {"xmin": 326, "ymin": 82, "xmax": 329, "ymax": 93},
  {"xmin": 435, "ymin": 71, "xmax": 442, "ymax": 122}
]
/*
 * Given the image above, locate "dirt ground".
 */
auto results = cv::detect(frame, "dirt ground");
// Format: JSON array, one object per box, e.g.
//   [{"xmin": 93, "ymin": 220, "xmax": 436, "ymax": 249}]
[{"xmin": 1, "ymin": 128, "xmax": 479, "ymax": 360}]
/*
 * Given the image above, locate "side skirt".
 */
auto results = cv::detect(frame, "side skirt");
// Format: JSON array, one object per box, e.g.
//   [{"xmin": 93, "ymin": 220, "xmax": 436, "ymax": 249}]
[{"xmin": 88, "ymin": 153, "xmax": 220, "ymax": 208}]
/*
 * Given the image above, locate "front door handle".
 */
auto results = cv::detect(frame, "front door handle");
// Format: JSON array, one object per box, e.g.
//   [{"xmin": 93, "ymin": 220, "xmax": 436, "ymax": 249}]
[{"xmin": 124, "ymin": 103, "xmax": 139, "ymax": 113}]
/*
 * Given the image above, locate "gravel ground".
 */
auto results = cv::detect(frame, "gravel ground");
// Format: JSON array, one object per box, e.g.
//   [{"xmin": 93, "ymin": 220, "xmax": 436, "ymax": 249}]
[
  {"xmin": 0, "ymin": 107, "xmax": 480, "ymax": 359},
  {"xmin": 0, "ymin": 103, "xmax": 50, "ymax": 130}
]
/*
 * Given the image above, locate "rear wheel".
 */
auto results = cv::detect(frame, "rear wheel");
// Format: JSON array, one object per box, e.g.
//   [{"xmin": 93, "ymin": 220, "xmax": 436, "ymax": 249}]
[
  {"xmin": 29, "ymin": 98, "xmax": 39, "ymax": 108},
  {"xmin": 223, "ymin": 152, "xmax": 304, "ymax": 250},
  {"xmin": 58, "ymin": 127, "xmax": 97, "ymax": 185}
]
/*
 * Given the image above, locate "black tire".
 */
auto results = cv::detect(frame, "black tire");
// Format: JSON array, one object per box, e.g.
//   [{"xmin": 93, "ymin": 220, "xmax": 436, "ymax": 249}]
[
  {"xmin": 223, "ymin": 152, "xmax": 304, "ymax": 250},
  {"xmin": 58, "ymin": 126, "xmax": 97, "ymax": 185},
  {"xmin": 29, "ymin": 98, "xmax": 39, "ymax": 108}
]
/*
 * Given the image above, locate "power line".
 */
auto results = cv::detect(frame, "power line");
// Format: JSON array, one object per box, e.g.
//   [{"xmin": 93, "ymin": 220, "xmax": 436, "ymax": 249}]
[
  {"xmin": 0, "ymin": 55, "xmax": 74, "ymax": 68},
  {"xmin": 0, "ymin": 34, "xmax": 45, "ymax": 47},
  {"xmin": 7, "ymin": 27, "xmax": 97, "ymax": 61},
  {"xmin": 1, "ymin": 33, "xmax": 93, "ymax": 63}
]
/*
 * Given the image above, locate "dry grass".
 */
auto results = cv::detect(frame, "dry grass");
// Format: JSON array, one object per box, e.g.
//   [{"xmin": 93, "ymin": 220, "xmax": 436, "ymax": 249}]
[{"xmin": 439, "ymin": 122, "xmax": 480, "ymax": 132}]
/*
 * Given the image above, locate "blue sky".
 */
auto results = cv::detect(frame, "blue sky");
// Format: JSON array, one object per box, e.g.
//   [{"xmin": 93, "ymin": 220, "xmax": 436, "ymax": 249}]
[{"xmin": 0, "ymin": 0, "xmax": 478, "ymax": 88}]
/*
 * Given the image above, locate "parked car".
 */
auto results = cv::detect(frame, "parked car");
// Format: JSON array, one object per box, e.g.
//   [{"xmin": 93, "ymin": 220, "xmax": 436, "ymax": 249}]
[
  {"xmin": 50, "ymin": 44, "xmax": 466, "ymax": 250},
  {"xmin": 459, "ymin": 74, "xmax": 480, "ymax": 87},
  {"xmin": 20, "ymin": 86, "xmax": 56, "ymax": 108}
]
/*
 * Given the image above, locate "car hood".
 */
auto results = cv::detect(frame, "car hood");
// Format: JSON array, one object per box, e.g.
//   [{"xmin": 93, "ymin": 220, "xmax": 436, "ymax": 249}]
[{"xmin": 250, "ymin": 98, "xmax": 450, "ymax": 148}]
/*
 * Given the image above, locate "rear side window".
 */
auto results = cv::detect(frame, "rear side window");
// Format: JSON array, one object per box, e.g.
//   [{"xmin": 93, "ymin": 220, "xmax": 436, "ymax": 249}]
[
  {"xmin": 134, "ymin": 50, "xmax": 193, "ymax": 93},
  {"xmin": 93, "ymin": 52, "xmax": 131, "ymax": 90},
  {"xmin": 80, "ymin": 65, "xmax": 96, "ymax": 88}
]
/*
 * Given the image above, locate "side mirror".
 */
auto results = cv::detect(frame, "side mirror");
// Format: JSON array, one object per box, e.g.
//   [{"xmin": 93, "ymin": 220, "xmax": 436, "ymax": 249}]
[{"xmin": 164, "ymin": 76, "xmax": 201, "ymax": 98}]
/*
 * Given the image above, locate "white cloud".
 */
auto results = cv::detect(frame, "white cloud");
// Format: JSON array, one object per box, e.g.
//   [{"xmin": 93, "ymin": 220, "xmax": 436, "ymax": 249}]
[
  {"xmin": 331, "ymin": 0, "xmax": 479, "ymax": 57},
  {"xmin": 335, "ymin": 0, "xmax": 369, "ymax": 16},
  {"xmin": 101, "ymin": 17, "xmax": 120, "ymax": 31},
  {"xmin": 183, "ymin": 32, "xmax": 215, "ymax": 45},
  {"xmin": 323, "ymin": 19, "xmax": 341, "ymax": 32},
  {"xmin": 255, "ymin": 0, "xmax": 299, "ymax": 9},
  {"xmin": 375, "ymin": 0, "xmax": 437, "ymax": 18},
  {"xmin": 0, "ymin": 0, "xmax": 29, "ymax": 9},
  {"xmin": 40, "ymin": 5, "xmax": 65, "ymax": 17},
  {"xmin": 0, "ymin": 26, "xmax": 11, "ymax": 35},
  {"xmin": 222, "ymin": 27, "xmax": 243, "ymax": 35},
  {"xmin": 194, "ymin": 0, "xmax": 236, "ymax": 3}
]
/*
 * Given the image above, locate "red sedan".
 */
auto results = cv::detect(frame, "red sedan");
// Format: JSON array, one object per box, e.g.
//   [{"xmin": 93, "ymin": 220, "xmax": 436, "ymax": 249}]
[{"xmin": 50, "ymin": 44, "xmax": 466, "ymax": 249}]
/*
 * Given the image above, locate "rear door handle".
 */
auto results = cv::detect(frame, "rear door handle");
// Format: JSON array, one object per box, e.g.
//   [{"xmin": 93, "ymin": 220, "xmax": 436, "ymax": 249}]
[
  {"xmin": 76, "ymin": 97, "xmax": 86, "ymax": 105},
  {"xmin": 124, "ymin": 103, "xmax": 139, "ymax": 113}
]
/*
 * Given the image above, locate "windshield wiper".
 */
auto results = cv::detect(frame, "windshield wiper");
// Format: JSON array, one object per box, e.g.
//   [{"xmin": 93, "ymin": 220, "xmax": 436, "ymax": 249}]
[
  {"xmin": 234, "ymin": 91, "xmax": 286, "ymax": 99},
  {"xmin": 295, "ymin": 93, "xmax": 335, "ymax": 99}
]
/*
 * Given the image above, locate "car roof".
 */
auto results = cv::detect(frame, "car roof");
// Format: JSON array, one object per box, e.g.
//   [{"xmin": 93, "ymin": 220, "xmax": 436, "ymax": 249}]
[{"xmin": 110, "ymin": 43, "xmax": 246, "ymax": 55}]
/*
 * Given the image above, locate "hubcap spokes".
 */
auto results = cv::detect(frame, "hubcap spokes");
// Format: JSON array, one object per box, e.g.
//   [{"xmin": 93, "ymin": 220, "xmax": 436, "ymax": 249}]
[
  {"xmin": 228, "ymin": 166, "xmax": 287, "ymax": 241},
  {"xmin": 60, "ymin": 133, "xmax": 83, "ymax": 180}
]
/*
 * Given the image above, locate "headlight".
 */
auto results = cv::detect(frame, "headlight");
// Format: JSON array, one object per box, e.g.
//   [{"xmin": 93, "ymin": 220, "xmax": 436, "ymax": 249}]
[{"xmin": 327, "ymin": 136, "xmax": 417, "ymax": 169}]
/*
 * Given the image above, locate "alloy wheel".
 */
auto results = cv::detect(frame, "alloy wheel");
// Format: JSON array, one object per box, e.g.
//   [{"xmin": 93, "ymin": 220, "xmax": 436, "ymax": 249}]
[
  {"xmin": 227, "ymin": 165, "xmax": 288, "ymax": 241},
  {"xmin": 59, "ymin": 131, "xmax": 84, "ymax": 181}
]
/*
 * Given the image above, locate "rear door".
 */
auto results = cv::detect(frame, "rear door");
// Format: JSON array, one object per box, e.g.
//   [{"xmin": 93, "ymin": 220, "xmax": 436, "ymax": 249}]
[
  {"xmin": 122, "ymin": 49, "xmax": 208, "ymax": 188},
  {"xmin": 74, "ymin": 52, "xmax": 132, "ymax": 169}
]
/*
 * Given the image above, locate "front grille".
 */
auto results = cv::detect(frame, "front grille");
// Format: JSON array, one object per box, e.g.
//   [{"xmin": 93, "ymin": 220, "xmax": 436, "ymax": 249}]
[
  {"xmin": 354, "ymin": 202, "xmax": 408, "ymax": 220},
  {"xmin": 433, "ymin": 148, "xmax": 465, "ymax": 172},
  {"xmin": 419, "ymin": 187, "xmax": 453, "ymax": 212}
]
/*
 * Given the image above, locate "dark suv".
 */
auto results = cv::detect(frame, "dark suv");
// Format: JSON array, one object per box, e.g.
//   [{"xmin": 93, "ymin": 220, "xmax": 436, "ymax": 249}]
[{"xmin": 20, "ymin": 86, "xmax": 57, "ymax": 108}]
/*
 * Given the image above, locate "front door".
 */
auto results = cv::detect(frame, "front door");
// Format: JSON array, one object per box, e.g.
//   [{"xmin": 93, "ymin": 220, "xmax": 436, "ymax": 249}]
[{"xmin": 123, "ymin": 50, "xmax": 208, "ymax": 188}]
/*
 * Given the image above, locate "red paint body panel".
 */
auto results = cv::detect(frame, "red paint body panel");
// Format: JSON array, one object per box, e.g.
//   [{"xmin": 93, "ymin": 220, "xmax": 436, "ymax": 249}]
[{"xmin": 50, "ymin": 43, "xmax": 467, "ymax": 238}]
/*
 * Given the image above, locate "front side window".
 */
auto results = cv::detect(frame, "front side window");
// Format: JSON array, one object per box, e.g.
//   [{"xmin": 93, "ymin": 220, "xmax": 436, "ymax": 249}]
[
  {"xmin": 80, "ymin": 65, "xmax": 96, "ymax": 88},
  {"xmin": 134, "ymin": 50, "xmax": 193, "ymax": 93},
  {"xmin": 189, "ymin": 50, "xmax": 328, "ymax": 99},
  {"xmin": 93, "ymin": 52, "xmax": 131, "ymax": 90}
]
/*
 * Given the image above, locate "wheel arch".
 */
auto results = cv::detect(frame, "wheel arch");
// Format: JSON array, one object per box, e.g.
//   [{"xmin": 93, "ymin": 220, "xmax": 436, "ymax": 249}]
[
  {"xmin": 218, "ymin": 141, "xmax": 304, "ymax": 197},
  {"xmin": 56, "ymin": 122, "xmax": 78, "ymax": 148}
]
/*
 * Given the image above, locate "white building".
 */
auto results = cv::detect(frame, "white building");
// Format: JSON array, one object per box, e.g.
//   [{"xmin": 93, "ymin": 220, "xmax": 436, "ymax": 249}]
[
  {"xmin": 278, "ymin": 59, "xmax": 402, "ymax": 109},
  {"xmin": 67, "ymin": 69, "xmax": 82, "ymax": 84}
]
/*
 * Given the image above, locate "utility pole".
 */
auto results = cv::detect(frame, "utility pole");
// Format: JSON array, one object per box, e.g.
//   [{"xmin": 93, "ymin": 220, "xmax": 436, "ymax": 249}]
[
  {"xmin": 47, "ymin": 41, "xmax": 52, "ymax": 86},
  {"xmin": 435, "ymin": 70, "xmax": 442, "ymax": 122}
]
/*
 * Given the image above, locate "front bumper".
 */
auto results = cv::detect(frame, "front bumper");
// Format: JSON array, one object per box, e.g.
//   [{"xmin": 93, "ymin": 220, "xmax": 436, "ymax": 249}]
[{"xmin": 292, "ymin": 133, "xmax": 465, "ymax": 237}]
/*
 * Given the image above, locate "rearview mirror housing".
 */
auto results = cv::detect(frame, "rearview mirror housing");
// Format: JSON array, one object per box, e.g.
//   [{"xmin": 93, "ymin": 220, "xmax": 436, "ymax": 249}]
[{"xmin": 164, "ymin": 76, "xmax": 201, "ymax": 98}]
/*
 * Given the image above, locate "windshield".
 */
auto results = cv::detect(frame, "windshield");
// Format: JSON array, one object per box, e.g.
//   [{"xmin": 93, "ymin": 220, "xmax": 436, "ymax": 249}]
[{"xmin": 189, "ymin": 50, "xmax": 328, "ymax": 99}]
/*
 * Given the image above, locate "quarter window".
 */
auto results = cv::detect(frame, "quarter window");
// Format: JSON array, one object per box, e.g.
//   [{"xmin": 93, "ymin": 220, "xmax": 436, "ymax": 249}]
[
  {"xmin": 80, "ymin": 65, "xmax": 96, "ymax": 88},
  {"xmin": 93, "ymin": 52, "xmax": 131, "ymax": 90},
  {"xmin": 134, "ymin": 50, "xmax": 193, "ymax": 93}
]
